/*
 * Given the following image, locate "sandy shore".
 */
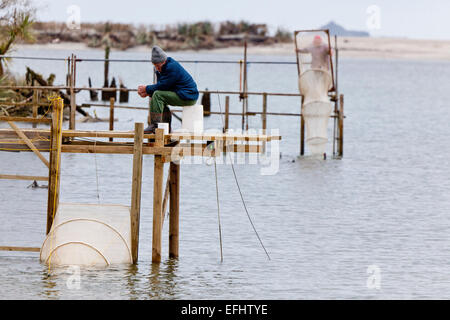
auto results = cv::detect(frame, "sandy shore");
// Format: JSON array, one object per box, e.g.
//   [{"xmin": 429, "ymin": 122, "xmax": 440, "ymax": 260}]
[{"xmin": 15, "ymin": 37, "xmax": 450, "ymax": 61}]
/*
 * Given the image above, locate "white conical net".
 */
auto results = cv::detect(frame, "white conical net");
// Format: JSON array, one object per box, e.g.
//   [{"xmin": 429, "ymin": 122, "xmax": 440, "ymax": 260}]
[
  {"xmin": 40, "ymin": 203, "xmax": 132, "ymax": 266},
  {"xmin": 299, "ymin": 69, "xmax": 333, "ymax": 156},
  {"xmin": 303, "ymin": 101, "xmax": 333, "ymax": 156}
]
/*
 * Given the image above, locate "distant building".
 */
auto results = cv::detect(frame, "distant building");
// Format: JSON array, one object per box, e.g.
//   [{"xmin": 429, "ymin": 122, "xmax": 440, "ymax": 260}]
[{"xmin": 320, "ymin": 21, "xmax": 370, "ymax": 37}]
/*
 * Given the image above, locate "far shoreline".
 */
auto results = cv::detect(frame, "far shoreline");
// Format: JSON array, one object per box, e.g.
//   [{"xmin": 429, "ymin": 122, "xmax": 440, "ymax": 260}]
[{"xmin": 13, "ymin": 36, "xmax": 450, "ymax": 62}]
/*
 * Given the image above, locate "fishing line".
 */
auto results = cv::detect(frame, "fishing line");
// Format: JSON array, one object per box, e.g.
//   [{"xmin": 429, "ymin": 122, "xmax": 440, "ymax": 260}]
[
  {"xmin": 93, "ymin": 132, "xmax": 100, "ymax": 203},
  {"xmin": 213, "ymin": 157, "xmax": 224, "ymax": 262},
  {"xmin": 215, "ymin": 91, "xmax": 271, "ymax": 261}
]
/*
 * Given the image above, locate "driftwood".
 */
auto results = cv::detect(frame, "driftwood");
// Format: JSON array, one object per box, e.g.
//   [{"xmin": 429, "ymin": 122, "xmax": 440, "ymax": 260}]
[
  {"xmin": 88, "ymin": 77, "xmax": 99, "ymax": 101},
  {"xmin": 119, "ymin": 78, "xmax": 129, "ymax": 103},
  {"xmin": 24, "ymin": 67, "xmax": 89, "ymax": 117}
]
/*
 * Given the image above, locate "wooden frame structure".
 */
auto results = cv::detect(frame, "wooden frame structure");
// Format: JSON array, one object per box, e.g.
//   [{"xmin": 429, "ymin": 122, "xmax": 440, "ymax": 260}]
[
  {"xmin": 294, "ymin": 29, "xmax": 344, "ymax": 157},
  {"xmin": 0, "ymin": 96, "xmax": 281, "ymax": 263}
]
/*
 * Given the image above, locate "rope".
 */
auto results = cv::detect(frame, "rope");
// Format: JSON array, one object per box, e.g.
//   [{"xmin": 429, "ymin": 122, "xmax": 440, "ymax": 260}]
[
  {"xmin": 93, "ymin": 132, "xmax": 100, "ymax": 203},
  {"xmin": 0, "ymin": 55, "xmax": 297, "ymax": 65},
  {"xmin": 215, "ymin": 91, "xmax": 271, "ymax": 261}
]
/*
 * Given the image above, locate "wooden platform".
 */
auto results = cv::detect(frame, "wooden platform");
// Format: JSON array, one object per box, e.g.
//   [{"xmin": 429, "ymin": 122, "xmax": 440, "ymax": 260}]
[{"xmin": 0, "ymin": 128, "xmax": 281, "ymax": 156}]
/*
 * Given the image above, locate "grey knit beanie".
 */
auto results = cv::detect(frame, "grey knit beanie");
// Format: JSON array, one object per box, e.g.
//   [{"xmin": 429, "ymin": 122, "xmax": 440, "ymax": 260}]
[{"xmin": 151, "ymin": 46, "xmax": 167, "ymax": 64}]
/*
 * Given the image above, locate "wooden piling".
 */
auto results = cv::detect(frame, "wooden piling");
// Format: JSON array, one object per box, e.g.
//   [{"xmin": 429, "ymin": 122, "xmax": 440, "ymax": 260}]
[
  {"xmin": 130, "ymin": 122, "xmax": 144, "ymax": 264},
  {"xmin": 338, "ymin": 94, "xmax": 344, "ymax": 157},
  {"xmin": 69, "ymin": 54, "xmax": 76, "ymax": 130},
  {"xmin": 169, "ymin": 161, "xmax": 180, "ymax": 258},
  {"xmin": 109, "ymin": 97, "xmax": 115, "ymax": 142},
  {"xmin": 46, "ymin": 98, "xmax": 64, "ymax": 234},
  {"xmin": 242, "ymin": 40, "xmax": 248, "ymax": 131},
  {"xmin": 262, "ymin": 93, "xmax": 268, "ymax": 152},
  {"xmin": 262, "ymin": 93, "xmax": 267, "ymax": 133},
  {"xmin": 300, "ymin": 104, "xmax": 305, "ymax": 156},
  {"xmin": 224, "ymin": 96, "xmax": 230, "ymax": 132},
  {"xmin": 152, "ymin": 128, "xmax": 165, "ymax": 263}
]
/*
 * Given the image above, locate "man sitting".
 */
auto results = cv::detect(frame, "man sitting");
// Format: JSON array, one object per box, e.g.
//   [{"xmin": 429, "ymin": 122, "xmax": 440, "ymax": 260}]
[{"xmin": 137, "ymin": 46, "xmax": 199, "ymax": 133}]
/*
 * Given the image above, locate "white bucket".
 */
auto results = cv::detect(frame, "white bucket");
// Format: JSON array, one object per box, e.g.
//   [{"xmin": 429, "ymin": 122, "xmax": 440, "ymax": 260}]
[
  {"xmin": 157, "ymin": 122, "xmax": 169, "ymax": 135},
  {"xmin": 180, "ymin": 104, "xmax": 204, "ymax": 133}
]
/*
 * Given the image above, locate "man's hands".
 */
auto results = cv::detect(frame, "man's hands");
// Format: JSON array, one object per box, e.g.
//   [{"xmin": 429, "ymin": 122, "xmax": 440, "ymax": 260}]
[{"xmin": 137, "ymin": 85, "xmax": 148, "ymax": 98}]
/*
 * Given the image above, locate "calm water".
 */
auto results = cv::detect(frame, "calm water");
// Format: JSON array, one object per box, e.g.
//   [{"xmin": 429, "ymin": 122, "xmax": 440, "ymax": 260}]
[{"xmin": 1, "ymin": 48, "xmax": 449, "ymax": 299}]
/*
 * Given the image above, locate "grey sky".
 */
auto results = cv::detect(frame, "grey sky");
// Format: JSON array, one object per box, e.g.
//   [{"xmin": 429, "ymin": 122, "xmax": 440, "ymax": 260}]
[{"xmin": 33, "ymin": 0, "xmax": 450, "ymax": 40}]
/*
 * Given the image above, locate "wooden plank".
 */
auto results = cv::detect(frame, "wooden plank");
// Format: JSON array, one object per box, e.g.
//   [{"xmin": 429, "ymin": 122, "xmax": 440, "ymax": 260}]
[
  {"xmin": 63, "ymin": 130, "xmax": 155, "ymax": 139},
  {"xmin": 0, "ymin": 174, "xmax": 47, "ymax": 181},
  {"xmin": 61, "ymin": 144, "xmax": 176, "ymax": 155},
  {"xmin": 0, "ymin": 246, "xmax": 40, "ymax": 252},
  {"xmin": 130, "ymin": 123, "xmax": 144, "ymax": 264},
  {"xmin": 0, "ymin": 128, "xmax": 281, "ymax": 142},
  {"xmin": 0, "ymin": 116, "xmax": 51, "ymax": 124},
  {"xmin": 0, "ymin": 128, "xmax": 50, "ymax": 139},
  {"xmin": 169, "ymin": 162, "xmax": 180, "ymax": 258},
  {"xmin": 7, "ymin": 121, "xmax": 50, "ymax": 168},
  {"xmin": 169, "ymin": 133, "xmax": 281, "ymax": 142}
]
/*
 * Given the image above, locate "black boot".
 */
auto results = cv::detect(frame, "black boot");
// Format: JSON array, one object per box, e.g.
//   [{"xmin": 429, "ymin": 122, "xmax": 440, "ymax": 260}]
[
  {"xmin": 162, "ymin": 106, "xmax": 172, "ymax": 133},
  {"xmin": 144, "ymin": 112, "xmax": 163, "ymax": 134}
]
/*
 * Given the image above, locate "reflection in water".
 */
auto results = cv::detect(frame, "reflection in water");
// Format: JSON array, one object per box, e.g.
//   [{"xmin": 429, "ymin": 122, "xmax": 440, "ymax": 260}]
[
  {"xmin": 148, "ymin": 259, "xmax": 179, "ymax": 299},
  {"xmin": 40, "ymin": 269, "xmax": 59, "ymax": 299},
  {"xmin": 125, "ymin": 264, "xmax": 139, "ymax": 300}
]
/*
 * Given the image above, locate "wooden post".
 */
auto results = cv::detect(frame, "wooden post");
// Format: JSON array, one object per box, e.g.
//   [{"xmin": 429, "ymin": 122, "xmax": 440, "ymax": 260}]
[
  {"xmin": 262, "ymin": 93, "xmax": 267, "ymax": 133},
  {"xmin": 130, "ymin": 122, "xmax": 144, "ymax": 264},
  {"xmin": 69, "ymin": 54, "xmax": 76, "ymax": 130},
  {"xmin": 262, "ymin": 93, "xmax": 267, "ymax": 153},
  {"xmin": 338, "ymin": 94, "xmax": 344, "ymax": 157},
  {"xmin": 224, "ymin": 96, "xmax": 230, "ymax": 133},
  {"xmin": 152, "ymin": 128, "xmax": 165, "ymax": 263},
  {"xmin": 241, "ymin": 40, "xmax": 248, "ymax": 131},
  {"xmin": 300, "ymin": 101, "xmax": 305, "ymax": 156},
  {"xmin": 109, "ymin": 97, "xmax": 115, "ymax": 142},
  {"xmin": 46, "ymin": 98, "xmax": 64, "ymax": 234},
  {"xmin": 169, "ymin": 161, "xmax": 180, "ymax": 258},
  {"xmin": 32, "ymin": 90, "xmax": 38, "ymax": 128}
]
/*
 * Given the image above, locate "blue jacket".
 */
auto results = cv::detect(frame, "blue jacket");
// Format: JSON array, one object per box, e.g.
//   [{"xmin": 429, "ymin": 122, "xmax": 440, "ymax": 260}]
[{"xmin": 145, "ymin": 57, "xmax": 199, "ymax": 101}]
